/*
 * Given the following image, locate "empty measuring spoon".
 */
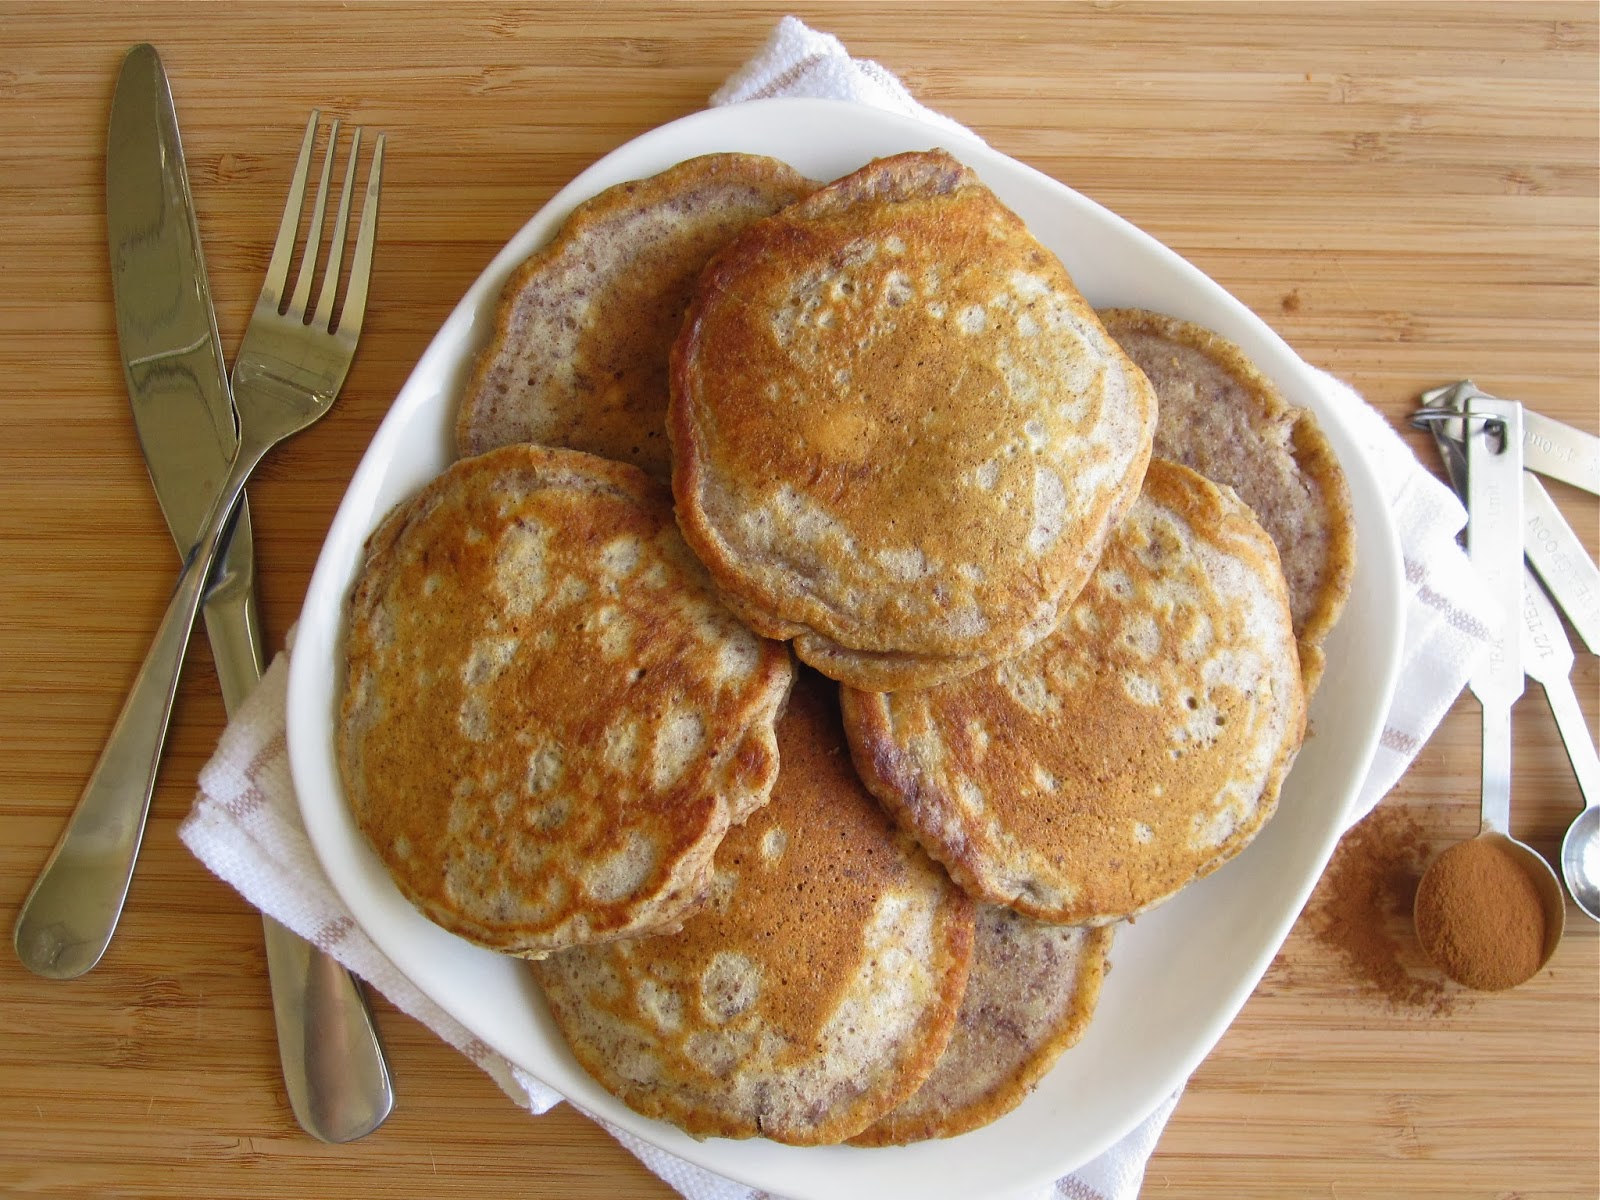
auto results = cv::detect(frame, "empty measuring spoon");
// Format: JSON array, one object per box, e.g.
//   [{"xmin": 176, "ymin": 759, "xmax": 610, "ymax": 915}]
[
  {"xmin": 1563, "ymin": 808, "xmax": 1600, "ymax": 922},
  {"xmin": 1521, "ymin": 562, "xmax": 1600, "ymax": 922}
]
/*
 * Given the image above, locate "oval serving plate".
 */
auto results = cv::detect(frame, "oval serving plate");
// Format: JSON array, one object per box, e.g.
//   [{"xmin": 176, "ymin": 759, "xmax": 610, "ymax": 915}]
[{"xmin": 288, "ymin": 97, "xmax": 1403, "ymax": 1200}]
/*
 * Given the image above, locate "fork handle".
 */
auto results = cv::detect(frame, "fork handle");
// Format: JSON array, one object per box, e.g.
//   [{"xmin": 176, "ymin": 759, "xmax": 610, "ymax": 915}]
[{"xmin": 13, "ymin": 446, "xmax": 257, "ymax": 978}]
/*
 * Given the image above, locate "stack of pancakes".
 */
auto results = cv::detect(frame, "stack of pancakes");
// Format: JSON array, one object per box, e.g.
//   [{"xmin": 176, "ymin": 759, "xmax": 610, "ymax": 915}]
[
  {"xmin": 671, "ymin": 151, "xmax": 1154, "ymax": 691},
  {"xmin": 337, "ymin": 147, "xmax": 1355, "ymax": 1146}
]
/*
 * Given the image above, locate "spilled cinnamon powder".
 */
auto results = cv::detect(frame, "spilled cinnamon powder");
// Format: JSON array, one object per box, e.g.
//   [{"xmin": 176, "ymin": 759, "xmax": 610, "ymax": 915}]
[{"xmin": 1304, "ymin": 803, "xmax": 1454, "ymax": 1013}]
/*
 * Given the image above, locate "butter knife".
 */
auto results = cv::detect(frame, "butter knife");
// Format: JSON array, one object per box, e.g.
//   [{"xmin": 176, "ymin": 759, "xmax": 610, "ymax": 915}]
[
  {"xmin": 23, "ymin": 43, "xmax": 393, "ymax": 1141},
  {"xmin": 111, "ymin": 45, "xmax": 393, "ymax": 1143}
]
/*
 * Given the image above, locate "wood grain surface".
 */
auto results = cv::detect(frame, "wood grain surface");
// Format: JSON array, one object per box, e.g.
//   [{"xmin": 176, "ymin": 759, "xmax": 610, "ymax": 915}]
[{"xmin": 1, "ymin": 3, "xmax": 1595, "ymax": 1198}]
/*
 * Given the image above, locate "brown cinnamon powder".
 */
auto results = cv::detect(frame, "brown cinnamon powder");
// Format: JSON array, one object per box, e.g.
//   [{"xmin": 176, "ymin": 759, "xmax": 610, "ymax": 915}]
[
  {"xmin": 1414, "ymin": 836, "xmax": 1546, "ymax": 991},
  {"xmin": 1305, "ymin": 803, "xmax": 1453, "ymax": 1012}
]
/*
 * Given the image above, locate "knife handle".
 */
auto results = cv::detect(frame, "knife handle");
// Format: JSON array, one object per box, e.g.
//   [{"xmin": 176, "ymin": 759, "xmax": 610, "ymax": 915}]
[
  {"xmin": 263, "ymin": 914, "xmax": 395, "ymax": 1142},
  {"xmin": 204, "ymin": 510, "xmax": 394, "ymax": 1143}
]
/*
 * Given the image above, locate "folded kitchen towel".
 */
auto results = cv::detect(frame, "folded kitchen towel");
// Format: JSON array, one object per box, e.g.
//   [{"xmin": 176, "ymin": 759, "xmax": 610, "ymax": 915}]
[{"xmin": 180, "ymin": 15, "xmax": 1498, "ymax": 1200}]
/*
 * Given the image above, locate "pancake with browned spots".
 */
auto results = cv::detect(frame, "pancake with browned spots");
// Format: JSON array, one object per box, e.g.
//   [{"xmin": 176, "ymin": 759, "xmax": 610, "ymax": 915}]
[
  {"xmin": 458, "ymin": 153, "xmax": 815, "ymax": 479},
  {"xmin": 338, "ymin": 444, "xmax": 793, "ymax": 958},
  {"xmin": 1098, "ymin": 308, "xmax": 1355, "ymax": 692},
  {"xmin": 850, "ymin": 908, "xmax": 1112, "ymax": 1146},
  {"xmin": 670, "ymin": 149, "xmax": 1156, "ymax": 691},
  {"xmin": 842, "ymin": 460, "xmax": 1306, "ymax": 926},
  {"xmin": 531, "ymin": 671, "xmax": 975, "ymax": 1146}
]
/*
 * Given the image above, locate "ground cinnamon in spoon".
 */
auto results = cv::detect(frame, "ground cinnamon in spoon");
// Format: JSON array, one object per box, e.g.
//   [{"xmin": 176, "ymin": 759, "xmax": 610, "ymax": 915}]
[{"xmin": 1414, "ymin": 837, "xmax": 1547, "ymax": 991}]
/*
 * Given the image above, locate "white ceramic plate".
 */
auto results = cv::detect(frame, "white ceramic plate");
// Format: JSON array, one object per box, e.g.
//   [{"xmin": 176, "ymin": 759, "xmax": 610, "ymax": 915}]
[{"xmin": 289, "ymin": 98, "xmax": 1403, "ymax": 1200}]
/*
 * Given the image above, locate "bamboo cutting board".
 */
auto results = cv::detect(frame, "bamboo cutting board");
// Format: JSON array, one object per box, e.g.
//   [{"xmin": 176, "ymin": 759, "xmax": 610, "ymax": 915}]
[{"xmin": 1, "ymin": 3, "xmax": 1595, "ymax": 1198}]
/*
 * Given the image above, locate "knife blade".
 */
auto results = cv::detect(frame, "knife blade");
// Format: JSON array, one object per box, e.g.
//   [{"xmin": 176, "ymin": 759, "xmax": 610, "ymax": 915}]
[
  {"xmin": 1465, "ymin": 394, "xmax": 1525, "ymax": 839},
  {"xmin": 99, "ymin": 44, "xmax": 266, "ymax": 698},
  {"xmin": 101, "ymin": 43, "xmax": 392, "ymax": 1142}
]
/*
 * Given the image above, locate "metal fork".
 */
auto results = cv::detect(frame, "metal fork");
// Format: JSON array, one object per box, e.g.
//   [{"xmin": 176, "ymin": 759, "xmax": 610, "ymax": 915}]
[
  {"xmin": 11, "ymin": 113, "xmax": 384, "ymax": 980},
  {"xmin": 159, "ymin": 112, "xmax": 385, "ymax": 691},
  {"xmin": 233, "ymin": 112, "xmax": 382, "ymax": 432}
]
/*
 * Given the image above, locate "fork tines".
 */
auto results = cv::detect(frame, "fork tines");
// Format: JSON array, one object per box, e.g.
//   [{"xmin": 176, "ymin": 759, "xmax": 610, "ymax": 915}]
[{"xmin": 263, "ymin": 109, "xmax": 385, "ymax": 341}]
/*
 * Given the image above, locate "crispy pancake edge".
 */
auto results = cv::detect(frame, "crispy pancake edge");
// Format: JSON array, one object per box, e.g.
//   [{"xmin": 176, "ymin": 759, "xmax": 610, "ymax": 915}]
[
  {"xmin": 849, "ymin": 916, "xmax": 1113, "ymax": 1146},
  {"xmin": 841, "ymin": 461, "xmax": 1308, "ymax": 924},
  {"xmin": 531, "ymin": 673, "xmax": 976, "ymax": 1145},
  {"xmin": 455, "ymin": 152, "xmax": 815, "ymax": 476},
  {"xmin": 338, "ymin": 444, "xmax": 795, "ymax": 957},
  {"xmin": 669, "ymin": 149, "xmax": 1155, "ymax": 686},
  {"xmin": 1098, "ymin": 306, "xmax": 1356, "ymax": 693}
]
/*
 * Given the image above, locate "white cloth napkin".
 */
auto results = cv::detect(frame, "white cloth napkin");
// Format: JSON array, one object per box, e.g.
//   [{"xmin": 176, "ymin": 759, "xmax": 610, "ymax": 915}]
[{"xmin": 180, "ymin": 16, "xmax": 1497, "ymax": 1200}]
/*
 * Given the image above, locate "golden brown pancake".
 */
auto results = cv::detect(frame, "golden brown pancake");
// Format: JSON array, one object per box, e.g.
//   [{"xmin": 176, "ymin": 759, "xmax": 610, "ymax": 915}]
[
  {"xmin": 850, "ymin": 908, "xmax": 1112, "ymax": 1146},
  {"xmin": 671, "ymin": 149, "xmax": 1156, "ymax": 691},
  {"xmin": 531, "ymin": 671, "xmax": 975, "ymax": 1146},
  {"xmin": 1098, "ymin": 307, "xmax": 1355, "ymax": 692},
  {"xmin": 458, "ymin": 153, "xmax": 815, "ymax": 479},
  {"xmin": 338, "ymin": 444, "xmax": 794, "ymax": 958},
  {"xmin": 842, "ymin": 460, "xmax": 1306, "ymax": 926}
]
